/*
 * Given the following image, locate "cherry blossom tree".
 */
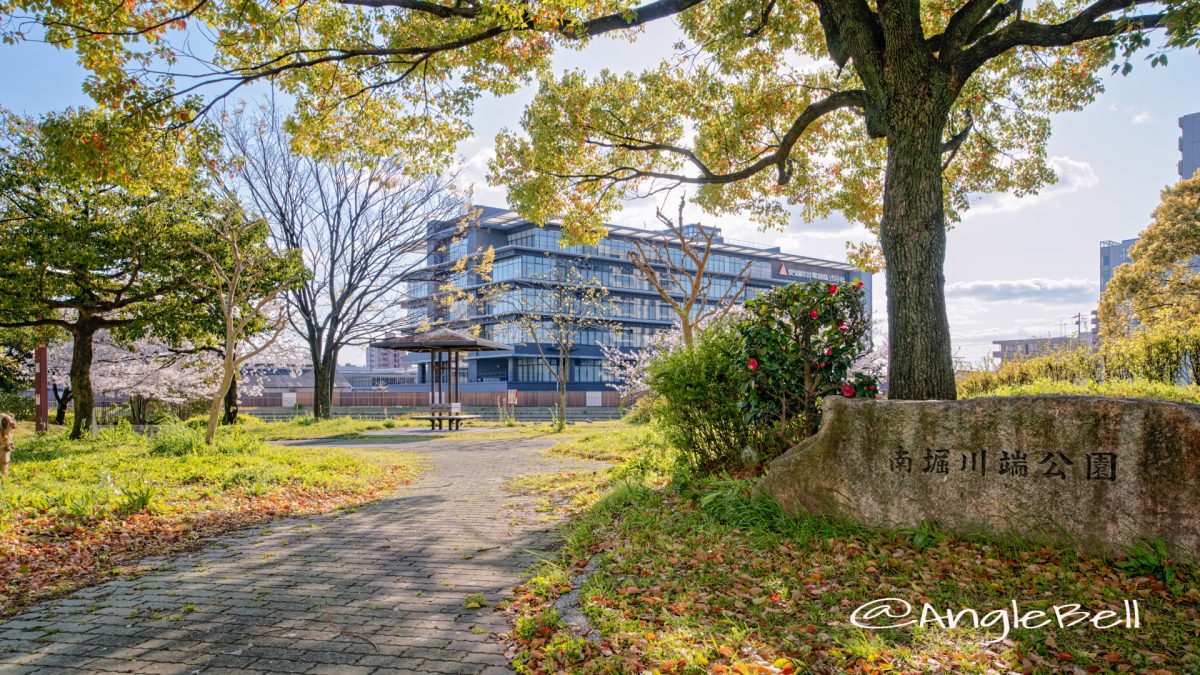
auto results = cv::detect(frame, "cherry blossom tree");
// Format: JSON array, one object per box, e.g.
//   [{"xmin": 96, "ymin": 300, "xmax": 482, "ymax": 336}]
[
  {"xmin": 600, "ymin": 327, "xmax": 685, "ymax": 405},
  {"xmin": 41, "ymin": 332, "xmax": 215, "ymax": 427},
  {"xmin": 189, "ymin": 203, "xmax": 306, "ymax": 443}
]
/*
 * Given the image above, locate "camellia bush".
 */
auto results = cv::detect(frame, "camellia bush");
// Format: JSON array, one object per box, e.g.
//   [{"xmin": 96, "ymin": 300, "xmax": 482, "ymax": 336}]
[
  {"xmin": 738, "ymin": 280, "xmax": 877, "ymax": 456},
  {"xmin": 645, "ymin": 318, "xmax": 752, "ymax": 472}
]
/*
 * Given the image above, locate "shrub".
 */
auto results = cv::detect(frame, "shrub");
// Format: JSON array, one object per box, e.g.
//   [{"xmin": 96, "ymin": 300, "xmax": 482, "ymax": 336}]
[
  {"xmin": 185, "ymin": 413, "xmax": 265, "ymax": 429},
  {"xmin": 958, "ymin": 347, "xmax": 1103, "ymax": 397},
  {"xmin": 149, "ymin": 421, "xmax": 205, "ymax": 456},
  {"xmin": 646, "ymin": 319, "xmax": 751, "ymax": 471},
  {"xmin": 737, "ymin": 280, "xmax": 877, "ymax": 455},
  {"xmin": 965, "ymin": 378, "xmax": 1200, "ymax": 404},
  {"xmin": 59, "ymin": 488, "xmax": 111, "ymax": 521},
  {"xmin": 621, "ymin": 395, "xmax": 660, "ymax": 426},
  {"xmin": 213, "ymin": 427, "xmax": 262, "ymax": 454},
  {"xmin": 0, "ymin": 392, "xmax": 35, "ymax": 421},
  {"xmin": 116, "ymin": 481, "xmax": 159, "ymax": 515},
  {"xmin": 1103, "ymin": 321, "xmax": 1200, "ymax": 384}
]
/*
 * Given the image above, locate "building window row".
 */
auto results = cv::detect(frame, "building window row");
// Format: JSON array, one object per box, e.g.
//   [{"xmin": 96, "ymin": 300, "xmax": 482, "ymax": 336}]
[
  {"xmin": 492, "ymin": 253, "xmax": 771, "ymax": 300},
  {"xmin": 486, "ymin": 287, "xmax": 677, "ymax": 322},
  {"xmin": 481, "ymin": 322, "xmax": 662, "ymax": 349},
  {"xmin": 506, "ymin": 229, "xmax": 774, "ymax": 280},
  {"xmin": 513, "ymin": 357, "xmax": 615, "ymax": 384}
]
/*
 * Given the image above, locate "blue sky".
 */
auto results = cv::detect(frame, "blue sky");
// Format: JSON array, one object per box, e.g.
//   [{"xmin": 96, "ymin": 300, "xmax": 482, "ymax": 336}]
[{"xmin": 3, "ymin": 26, "xmax": 1197, "ymax": 365}]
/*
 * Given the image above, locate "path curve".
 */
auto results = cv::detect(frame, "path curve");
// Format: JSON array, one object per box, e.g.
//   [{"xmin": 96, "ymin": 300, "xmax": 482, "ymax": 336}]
[{"xmin": 0, "ymin": 433, "xmax": 605, "ymax": 674}]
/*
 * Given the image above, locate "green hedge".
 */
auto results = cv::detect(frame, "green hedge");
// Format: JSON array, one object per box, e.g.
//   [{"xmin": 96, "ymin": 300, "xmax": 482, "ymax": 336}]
[{"xmin": 965, "ymin": 378, "xmax": 1200, "ymax": 404}]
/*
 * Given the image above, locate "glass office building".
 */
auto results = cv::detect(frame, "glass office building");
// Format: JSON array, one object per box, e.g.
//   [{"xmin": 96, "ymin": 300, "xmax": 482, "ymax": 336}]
[{"xmin": 388, "ymin": 205, "xmax": 873, "ymax": 395}]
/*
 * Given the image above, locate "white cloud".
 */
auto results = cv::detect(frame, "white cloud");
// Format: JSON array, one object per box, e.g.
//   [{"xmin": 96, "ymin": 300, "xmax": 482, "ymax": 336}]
[
  {"xmin": 458, "ymin": 142, "xmax": 507, "ymax": 206},
  {"xmin": 1130, "ymin": 111, "xmax": 1153, "ymax": 125},
  {"xmin": 945, "ymin": 277, "xmax": 1096, "ymax": 304},
  {"xmin": 964, "ymin": 156, "xmax": 1099, "ymax": 218}
]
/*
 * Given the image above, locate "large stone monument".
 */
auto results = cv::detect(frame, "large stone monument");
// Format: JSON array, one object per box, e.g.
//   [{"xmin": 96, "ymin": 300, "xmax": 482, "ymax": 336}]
[{"xmin": 756, "ymin": 396, "xmax": 1200, "ymax": 556}]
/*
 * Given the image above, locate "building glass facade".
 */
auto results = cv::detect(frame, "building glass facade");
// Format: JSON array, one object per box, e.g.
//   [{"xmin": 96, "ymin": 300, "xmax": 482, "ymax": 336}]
[{"xmin": 389, "ymin": 205, "xmax": 872, "ymax": 395}]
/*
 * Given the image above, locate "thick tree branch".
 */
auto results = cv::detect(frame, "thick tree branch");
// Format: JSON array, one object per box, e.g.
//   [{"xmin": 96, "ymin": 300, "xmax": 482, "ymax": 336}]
[
  {"xmin": 559, "ymin": 89, "xmax": 867, "ymax": 188},
  {"xmin": 958, "ymin": 0, "xmax": 1164, "ymax": 73},
  {"xmin": 940, "ymin": 0, "xmax": 1001, "ymax": 56},
  {"xmin": 338, "ymin": 0, "xmax": 479, "ymax": 18},
  {"xmin": 336, "ymin": 0, "xmax": 706, "ymax": 37}
]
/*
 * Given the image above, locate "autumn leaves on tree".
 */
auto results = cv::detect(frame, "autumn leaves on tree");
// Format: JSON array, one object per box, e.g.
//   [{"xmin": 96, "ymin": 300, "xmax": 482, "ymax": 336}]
[{"xmin": 2, "ymin": 0, "xmax": 1198, "ymax": 398}]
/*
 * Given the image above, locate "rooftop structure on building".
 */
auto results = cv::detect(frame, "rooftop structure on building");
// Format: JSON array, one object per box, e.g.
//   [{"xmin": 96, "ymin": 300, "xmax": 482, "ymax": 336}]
[{"xmin": 373, "ymin": 205, "xmax": 873, "ymax": 396}]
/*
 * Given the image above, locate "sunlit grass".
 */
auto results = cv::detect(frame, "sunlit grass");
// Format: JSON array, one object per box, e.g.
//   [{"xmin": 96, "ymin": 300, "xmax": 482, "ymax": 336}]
[
  {"xmin": 0, "ymin": 419, "xmax": 420, "ymax": 615},
  {"xmin": 542, "ymin": 422, "xmax": 665, "ymax": 463}
]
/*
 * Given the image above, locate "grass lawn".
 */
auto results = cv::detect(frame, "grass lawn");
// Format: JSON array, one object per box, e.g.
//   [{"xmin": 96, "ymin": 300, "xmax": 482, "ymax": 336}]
[
  {"xmin": 0, "ymin": 419, "xmax": 421, "ymax": 616},
  {"xmin": 238, "ymin": 415, "xmax": 620, "ymax": 442},
  {"xmin": 542, "ymin": 422, "xmax": 667, "ymax": 463},
  {"xmin": 230, "ymin": 414, "xmax": 425, "ymax": 440},
  {"xmin": 505, "ymin": 425, "xmax": 1200, "ymax": 674},
  {"xmin": 504, "ymin": 422, "xmax": 671, "ymax": 518}
]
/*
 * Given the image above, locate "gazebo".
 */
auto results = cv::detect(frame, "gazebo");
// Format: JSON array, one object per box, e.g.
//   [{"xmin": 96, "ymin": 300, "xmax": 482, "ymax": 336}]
[{"xmin": 369, "ymin": 328, "xmax": 512, "ymax": 430}]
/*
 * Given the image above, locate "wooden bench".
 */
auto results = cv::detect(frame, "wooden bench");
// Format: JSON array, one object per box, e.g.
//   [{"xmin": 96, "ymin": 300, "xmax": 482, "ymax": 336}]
[{"xmin": 412, "ymin": 404, "xmax": 481, "ymax": 430}]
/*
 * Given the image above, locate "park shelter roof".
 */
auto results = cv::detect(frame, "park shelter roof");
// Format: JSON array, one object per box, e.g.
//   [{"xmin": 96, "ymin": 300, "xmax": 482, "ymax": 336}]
[{"xmin": 370, "ymin": 328, "xmax": 512, "ymax": 353}]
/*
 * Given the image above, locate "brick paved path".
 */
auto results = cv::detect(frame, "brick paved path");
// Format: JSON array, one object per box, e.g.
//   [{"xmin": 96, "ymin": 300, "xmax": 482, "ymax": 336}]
[{"xmin": 0, "ymin": 434, "xmax": 604, "ymax": 674}]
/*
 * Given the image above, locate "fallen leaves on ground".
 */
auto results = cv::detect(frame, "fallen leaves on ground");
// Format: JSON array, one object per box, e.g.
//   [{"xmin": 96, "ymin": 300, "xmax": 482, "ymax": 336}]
[
  {"xmin": 0, "ymin": 474, "xmax": 412, "ymax": 615},
  {"xmin": 505, "ymin": 483, "xmax": 1200, "ymax": 674}
]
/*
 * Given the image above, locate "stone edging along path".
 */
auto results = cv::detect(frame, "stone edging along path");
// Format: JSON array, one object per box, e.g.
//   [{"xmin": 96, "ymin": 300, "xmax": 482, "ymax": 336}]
[{"xmin": 0, "ymin": 433, "xmax": 607, "ymax": 674}]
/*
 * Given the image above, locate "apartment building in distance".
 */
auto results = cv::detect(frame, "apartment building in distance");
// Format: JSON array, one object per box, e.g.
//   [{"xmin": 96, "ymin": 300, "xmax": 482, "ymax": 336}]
[{"xmin": 373, "ymin": 205, "xmax": 873, "ymax": 396}]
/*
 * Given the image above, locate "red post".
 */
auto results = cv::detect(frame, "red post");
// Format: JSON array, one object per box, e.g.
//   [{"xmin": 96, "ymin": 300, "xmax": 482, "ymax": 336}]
[{"xmin": 34, "ymin": 345, "xmax": 49, "ymax": 432}]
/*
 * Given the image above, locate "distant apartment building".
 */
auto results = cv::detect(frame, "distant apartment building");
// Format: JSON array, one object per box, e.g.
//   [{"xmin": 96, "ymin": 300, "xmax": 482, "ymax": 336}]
[
  {"xmin": 366, "ymin": 337, "xmax": 408, "ymax": 369},
  {"xmin": 392, "ymin": 205, "xmax": 873, "ymax": 395},
  {"xmin": 1098, "ymin": 113, "xmax": 1200, "ymax": 295},
  {"xmin": 1100, "ymin": 238, "xmax": 1138, "ymax": 292},
  {"xmin": 1180, "ymin": 111, "xmax": 1200, "ymax": 180},
  {"xmin": 992, "ymin": 335, "xmax": 1094, "ymax": 365}
]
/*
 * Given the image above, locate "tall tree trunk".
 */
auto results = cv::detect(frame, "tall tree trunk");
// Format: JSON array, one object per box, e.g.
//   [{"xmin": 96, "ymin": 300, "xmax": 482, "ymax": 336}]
[
  {"xmin": 68, "ymin": 323, "xmax": 96, "ymax": 439},
  {"xmin": 222, "ymin": 374, "xmax": 239, "ymax": 425},
  {"xmin": 312, "ymin": 349, "xmax": 339, "ymax": 420},
  {"xmin": 879, "ymin": 102, "xmax": 958, "ymax": 401},
  {"xmin": 129, "ymin": 395, "xmax": 149, "ymax": 426},
  {"xmin": 557, "ymin": 351, "xmax": 567, "ymax": 432},
  {"xmin": 312, "ymin": 364, "xmax": 329, "ymax": 419},
  {"xmin": 53, "ymin": 383, "xmax": 72, "ymax": 426},
  {"xmin": 206, "ymin": 356, "xmax": 237, "ymax": 444}
]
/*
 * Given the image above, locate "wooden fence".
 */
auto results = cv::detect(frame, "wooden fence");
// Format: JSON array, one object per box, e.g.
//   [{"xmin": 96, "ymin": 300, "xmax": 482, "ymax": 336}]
[{"xmin": 240, "ymin": 389, "xmax": 621, "ymax": 408}]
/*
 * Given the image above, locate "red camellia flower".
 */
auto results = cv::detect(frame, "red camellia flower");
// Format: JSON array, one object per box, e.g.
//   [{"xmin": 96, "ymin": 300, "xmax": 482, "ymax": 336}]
[
  {"xmin": 828, "ymin": 283, "xmax": 839, "ymax": 295},
  {"xmin": 748, "ymin": 357, "xmax": 759, "ymax": 371},
  {"xmin": 838, "ymin": 321, "xmax": 848, "ymax": 332},
  {"xmin": 856, "ymin": 280, "xmax": 864, "ymax": 289},
  {"xmin": 825, "ymin": 348, "xmax": 833, "ymax": 356},
  {"xmin": 809, "ymin": 309, "xmax": 819, "ymax": 319},
  {"xmin": 841, "ymin": 383, "xmax": 855, "ymax": 397}
]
